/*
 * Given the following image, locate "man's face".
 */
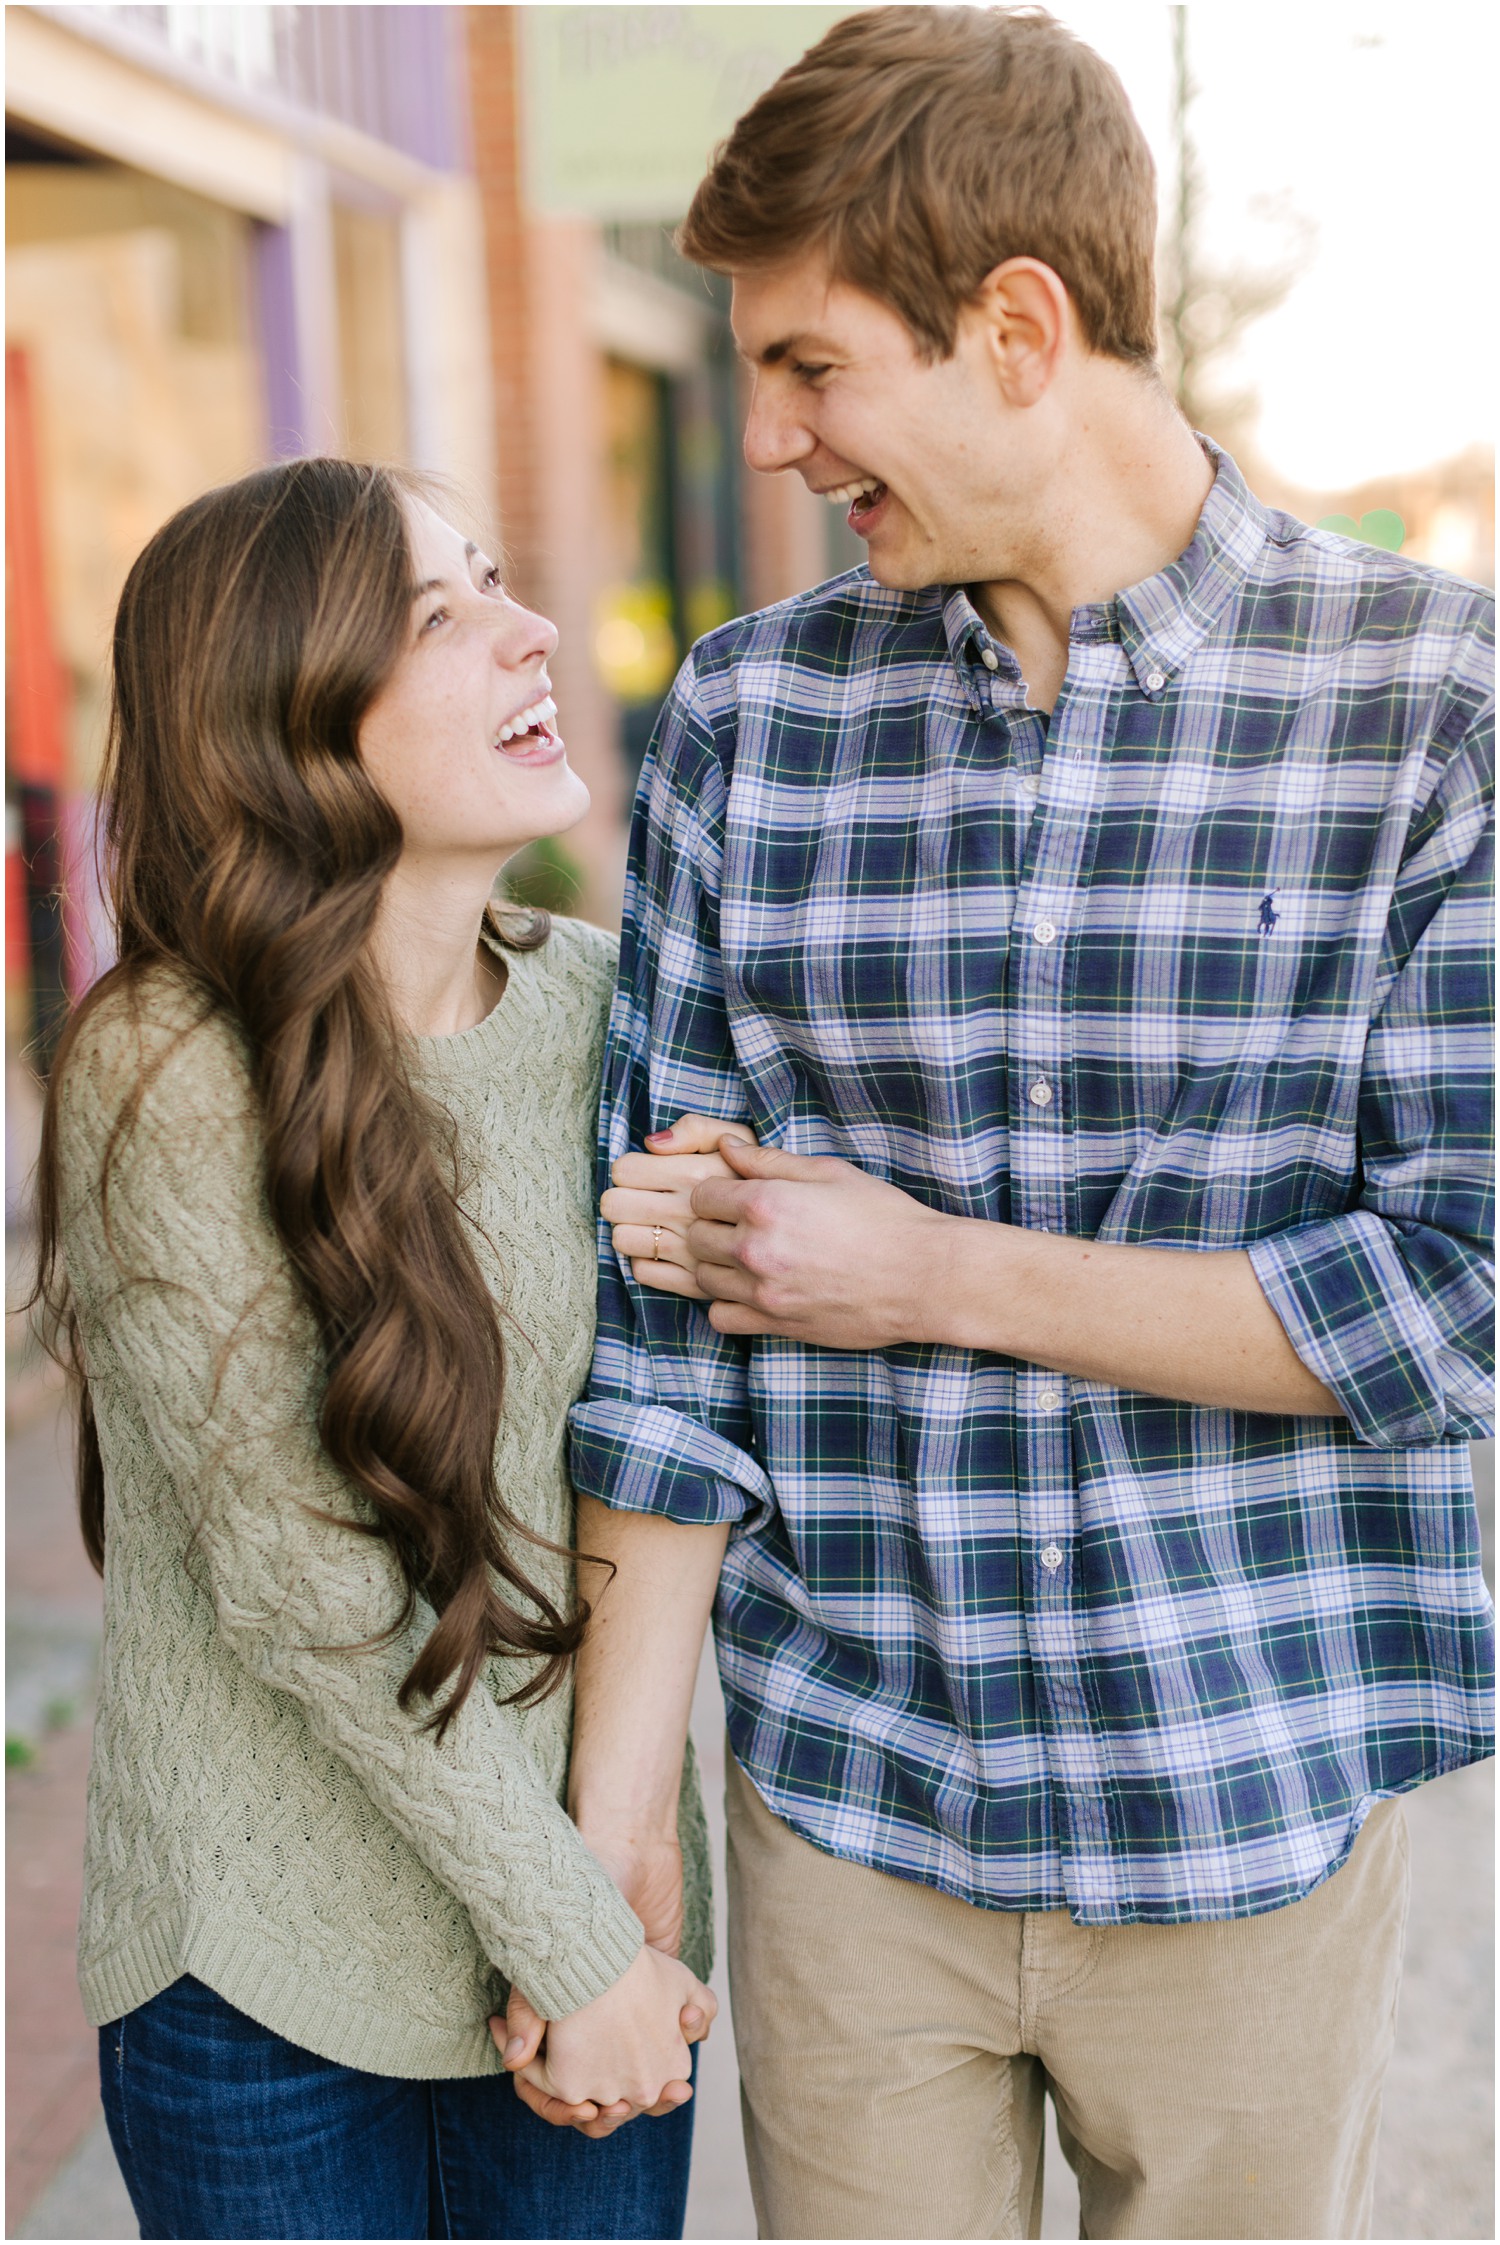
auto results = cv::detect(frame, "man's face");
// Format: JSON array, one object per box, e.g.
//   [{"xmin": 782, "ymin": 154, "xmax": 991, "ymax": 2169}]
[{"xmin": 731, "ymin": 252, "xmax": 1050, "ymax": 592}]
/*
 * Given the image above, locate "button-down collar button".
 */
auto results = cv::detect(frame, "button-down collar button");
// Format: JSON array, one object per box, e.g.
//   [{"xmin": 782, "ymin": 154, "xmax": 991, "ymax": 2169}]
[
  {"xmin": 1041, "ymin": 1544, "xmax": 1063, "ymax": 1572},
  {"xmin": 1145, "ymin": 668, "xmax": 1167, "ymax": 692},
  {"xmin": 1028, "ymin": 1078, "xmax": 1053, "ymax": 1107},
  {"xmin": 1038, "ymin": 1388, "xmax": 1062, "ymax": 1411},
  {"xmin": 1032, "ymin": 920, "xmax": 1058, "ymax": 944},
  {"xmin": 980, "ymin": 646, "xmax": 1000, "ymax": 671}
]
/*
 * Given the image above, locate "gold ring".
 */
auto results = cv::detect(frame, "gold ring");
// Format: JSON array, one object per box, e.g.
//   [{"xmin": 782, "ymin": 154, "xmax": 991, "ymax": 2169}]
[{"xmin": 652, "ymin": 1226, "xmax": 664, "ymax": 1261}]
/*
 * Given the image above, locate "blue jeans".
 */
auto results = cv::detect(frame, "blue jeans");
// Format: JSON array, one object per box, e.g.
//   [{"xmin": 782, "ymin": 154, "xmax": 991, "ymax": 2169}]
[{"xmin": 100, "ymin": 1975, "xmax": 696, "ymax": 2240}]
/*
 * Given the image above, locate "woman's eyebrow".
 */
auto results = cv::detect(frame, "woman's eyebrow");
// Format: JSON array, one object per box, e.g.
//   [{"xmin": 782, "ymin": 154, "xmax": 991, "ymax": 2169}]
[{"xmin": 410, "ymin": 543, "xmax": 480, "ymax": 600}]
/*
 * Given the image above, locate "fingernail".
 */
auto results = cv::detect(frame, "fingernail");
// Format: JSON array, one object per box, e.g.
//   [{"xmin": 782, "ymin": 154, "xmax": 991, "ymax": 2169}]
[
  {"xmin": 645, "ymin": 1130, "xmax": 672, "ymax": 1145},
  {"xmin": 503, "ymin": 2035, "xmax": 526, "ymax": 2062}
]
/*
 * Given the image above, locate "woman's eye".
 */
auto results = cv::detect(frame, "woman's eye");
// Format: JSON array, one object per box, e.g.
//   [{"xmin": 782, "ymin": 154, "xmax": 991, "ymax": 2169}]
[
  {"xmin": 422, "ymin": 606, "xmax": 448, "ymax": 632},
  {"xmin": 481, "ymin": 565, "xmax": 503, "ymax": 591}
]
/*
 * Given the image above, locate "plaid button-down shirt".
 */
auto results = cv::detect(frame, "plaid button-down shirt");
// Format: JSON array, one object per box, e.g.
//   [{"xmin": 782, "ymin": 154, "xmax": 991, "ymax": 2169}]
[{"xmin": 570, "ymin": 450, "xmax": 1495, "ymax": 1923}]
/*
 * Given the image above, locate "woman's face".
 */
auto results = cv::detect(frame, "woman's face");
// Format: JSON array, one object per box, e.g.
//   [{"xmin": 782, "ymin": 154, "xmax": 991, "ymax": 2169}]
[{"xmin": 357, "ymin": 500, "xmax": 589, "ymax": 869}]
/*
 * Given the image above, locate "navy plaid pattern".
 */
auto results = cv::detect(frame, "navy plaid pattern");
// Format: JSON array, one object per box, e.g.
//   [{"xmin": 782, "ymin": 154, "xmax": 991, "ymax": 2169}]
[{"xmin": 570, "ymin": 450, "xmax": 1495, "ymax": 1922}]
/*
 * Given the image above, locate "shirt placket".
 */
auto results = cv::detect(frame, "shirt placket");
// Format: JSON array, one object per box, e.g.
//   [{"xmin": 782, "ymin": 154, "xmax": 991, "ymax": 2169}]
[{"xmin": 1006, "ymin": 626, "xmax": 1129, "ymax": 1903}]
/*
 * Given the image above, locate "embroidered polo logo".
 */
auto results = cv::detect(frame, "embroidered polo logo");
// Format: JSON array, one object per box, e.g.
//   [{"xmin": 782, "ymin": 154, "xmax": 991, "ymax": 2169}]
[{"xmin": 1257, "ymin": 892, "xmax": 1279, "ymax": 937}]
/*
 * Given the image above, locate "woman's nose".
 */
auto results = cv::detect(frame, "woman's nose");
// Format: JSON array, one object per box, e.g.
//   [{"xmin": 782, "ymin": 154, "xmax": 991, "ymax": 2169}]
[{"xmin": 500, "ymin": 601, "xmax": 558, "ymax": 666}]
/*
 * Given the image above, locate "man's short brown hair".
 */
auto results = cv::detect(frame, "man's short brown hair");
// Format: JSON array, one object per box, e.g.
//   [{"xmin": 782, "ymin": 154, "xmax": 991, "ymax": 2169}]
[{"xmin": 679, "ymin": 5, "xmax": 1158, "ymax": 366}]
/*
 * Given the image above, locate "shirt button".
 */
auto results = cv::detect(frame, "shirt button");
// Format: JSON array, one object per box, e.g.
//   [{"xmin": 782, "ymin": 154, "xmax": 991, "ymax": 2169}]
[
  {"xmin": 1041, "ymin": 1544, "xmax": 1064, "ymax": 1572},
  {"xmin": 1028, "ymin": 1078, "xmax": 1053, "ymax": 1107},
  {"xmin": 1021, "ymin": 775, "xmax": 1041, "ymax": 796},
  {"xmin": 1145, "ymin": 668, "xmax": 1166, "ymax": 692},
  {"xmin": 981, "ymin": 647, "xmax": 1000, "ymax": 671},
  {"xmin": 1038, "ymin": 1388, "xmax": 1062, "ymax": 1412},
  {"xmin": 1032, "ymin": 920, "xmax": 1058, "ymax": 944}
]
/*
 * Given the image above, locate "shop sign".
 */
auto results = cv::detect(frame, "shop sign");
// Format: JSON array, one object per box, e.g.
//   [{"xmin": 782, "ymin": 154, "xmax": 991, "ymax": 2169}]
[{"xmin": 522, "ymin": 6, "xmax": 858, "ymax": 219}]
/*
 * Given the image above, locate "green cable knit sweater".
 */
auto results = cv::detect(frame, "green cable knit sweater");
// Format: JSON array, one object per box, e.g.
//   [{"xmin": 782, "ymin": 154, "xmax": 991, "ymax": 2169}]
[{"xmin": 55, "ymin": 915, "xmax": 710, "ymax": 2080}]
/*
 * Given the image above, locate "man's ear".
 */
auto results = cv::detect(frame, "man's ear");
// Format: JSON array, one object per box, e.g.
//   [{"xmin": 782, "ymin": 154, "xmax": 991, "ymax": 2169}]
[{"xmin": 969, "ymin": 256, "xmax": 1072, "ymax": 408}]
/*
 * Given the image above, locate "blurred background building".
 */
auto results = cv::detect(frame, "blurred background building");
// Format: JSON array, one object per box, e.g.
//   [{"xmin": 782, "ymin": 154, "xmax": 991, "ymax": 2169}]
[
  {"xmin": 5, "ymin": 10, "xmax": 1494, "ymax": 2234},
  {"xmin": 5, "ymin": 3, "xmax": 866, "ymax": 1115}
]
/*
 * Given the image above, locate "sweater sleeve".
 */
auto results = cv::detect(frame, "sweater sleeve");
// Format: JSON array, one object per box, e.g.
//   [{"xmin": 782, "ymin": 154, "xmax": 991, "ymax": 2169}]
[{"xmin": 57, "ymin": 983, "xmax": 643, "ymax": 2020}]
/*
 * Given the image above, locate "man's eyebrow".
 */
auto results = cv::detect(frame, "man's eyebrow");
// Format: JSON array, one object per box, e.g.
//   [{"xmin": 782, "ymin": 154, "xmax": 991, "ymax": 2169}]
[
  {"xmin": 733, "ymin": 333, "xmax": 833, "ymax": 369},
  {"xmin": 410, "ymin": 543, "xmax": 479, "ymax": 600}
]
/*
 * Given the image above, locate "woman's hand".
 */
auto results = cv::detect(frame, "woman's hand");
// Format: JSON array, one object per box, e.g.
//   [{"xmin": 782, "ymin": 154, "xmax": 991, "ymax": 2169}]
[
  {"xmin": 602, "ymin": 1114, "xmax": 759, "ymax": 1299},
  {"xmin": 491, "ymin": 1945, "xmax": 716, "ymax": 2138}
]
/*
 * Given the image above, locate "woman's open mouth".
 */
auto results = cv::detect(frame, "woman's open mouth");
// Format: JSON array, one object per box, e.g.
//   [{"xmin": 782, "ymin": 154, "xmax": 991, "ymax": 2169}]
[{"xmin": 492, "ymin": 696, "xmax": 565, "ymax": 764}]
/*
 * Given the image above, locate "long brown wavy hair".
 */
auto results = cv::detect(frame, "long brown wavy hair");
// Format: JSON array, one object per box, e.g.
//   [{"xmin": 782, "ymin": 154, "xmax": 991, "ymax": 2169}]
[{"xmin": 34, "ymin": 457, "xmax": 587, "ymax": 1733}]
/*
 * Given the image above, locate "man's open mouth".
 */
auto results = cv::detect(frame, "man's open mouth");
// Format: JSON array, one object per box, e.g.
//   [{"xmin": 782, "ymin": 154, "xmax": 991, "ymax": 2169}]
[{"xmin": 823, "ymin": 477, "xmax": 888, "ymax": 522}]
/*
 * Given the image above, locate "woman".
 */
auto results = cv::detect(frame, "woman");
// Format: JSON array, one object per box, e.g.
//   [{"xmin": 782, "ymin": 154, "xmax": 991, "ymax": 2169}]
[{"xmin": 36, "ymin": 458, "xmax": 728, "ymax": 2241}]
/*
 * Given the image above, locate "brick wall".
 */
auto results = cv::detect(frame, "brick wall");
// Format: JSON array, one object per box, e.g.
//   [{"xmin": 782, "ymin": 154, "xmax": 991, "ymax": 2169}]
[{"xmin": 464, "ymin": 6, "xmax": 540, "ymax": 603}]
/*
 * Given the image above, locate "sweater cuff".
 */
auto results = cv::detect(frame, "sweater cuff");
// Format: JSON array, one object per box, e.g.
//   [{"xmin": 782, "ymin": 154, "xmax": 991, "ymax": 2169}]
[{"xmin": 506, "ymin": 1875, "xmax": 645, "ymax": 2020}]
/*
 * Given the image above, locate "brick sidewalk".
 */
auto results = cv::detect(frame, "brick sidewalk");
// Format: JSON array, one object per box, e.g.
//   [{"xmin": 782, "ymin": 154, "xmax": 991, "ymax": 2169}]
[
  {"xmin": 7, "ymin": 1717, "xmax": 100, "ymax": 2229},
  {"xmin": 6, "ymin": 1395, "xmax": 105, "ymax": 2232}
]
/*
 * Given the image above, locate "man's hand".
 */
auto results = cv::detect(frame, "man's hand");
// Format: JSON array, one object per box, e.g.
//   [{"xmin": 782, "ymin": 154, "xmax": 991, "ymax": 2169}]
[
  {"xmin": 679, "ymin": 1138, "xmax": 946, "ymax": 1346},
  {"xmin": 635, "ymin": 1140, "xmax": 1340, "ymax": 1417},
  {"xmin": 583, "ymin": 1832, "xmax": 686, "ymax": 1960}
]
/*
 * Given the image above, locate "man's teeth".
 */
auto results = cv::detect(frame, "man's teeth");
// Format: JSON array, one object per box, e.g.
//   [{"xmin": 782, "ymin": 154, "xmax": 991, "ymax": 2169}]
[
  {"xmin": 495, "ymin": 695, "xmax": 557, "ymax": 745},
  {"xmin": 824, "ymin": 478, "xmax": 882, "ymax": 506}
]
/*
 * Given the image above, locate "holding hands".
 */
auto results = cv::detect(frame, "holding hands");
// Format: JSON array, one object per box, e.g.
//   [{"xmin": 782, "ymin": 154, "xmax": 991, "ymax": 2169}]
[
  {"xmin": 505, "ymin": 1111, "xmax": 944, "ymax": 2141},
  {"xmin": 604, "ymin": 1114, "xmax": 947, "ymax": 1350},
  {"xmin": 493, "ymin": 1941, "xmax": 714, "ymax": 2138},
  {"xmin": 601, "ymin": 1115, "xmax": 759, "ymax": 1300},
  {"xmin": 492, "ymin": 1818, "xmax": 712, "ymax": 2138}
]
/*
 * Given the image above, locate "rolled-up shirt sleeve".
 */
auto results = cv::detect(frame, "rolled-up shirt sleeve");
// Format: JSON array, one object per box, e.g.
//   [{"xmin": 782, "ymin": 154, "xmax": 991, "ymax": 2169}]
[
  {"xmin": 1251, "ymin": 714, "xmax": 1494, "ymax": 1447},
  {"xmin": 569, "ymin": 658, "xmax": 775, "ymax": 1525}
]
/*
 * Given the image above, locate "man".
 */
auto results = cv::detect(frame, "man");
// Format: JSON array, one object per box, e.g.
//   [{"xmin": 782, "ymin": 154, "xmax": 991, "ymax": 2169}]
[{"xmin": 560, "ymin": 9, "xmax": 1493, "ymax": 2236}]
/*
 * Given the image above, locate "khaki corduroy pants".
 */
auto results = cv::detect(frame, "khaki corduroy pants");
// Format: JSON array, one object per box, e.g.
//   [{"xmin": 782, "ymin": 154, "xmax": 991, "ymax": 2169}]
[{"xmin": 725, "ymin": 1753, "xmax": 1409, "ymax": 2240}]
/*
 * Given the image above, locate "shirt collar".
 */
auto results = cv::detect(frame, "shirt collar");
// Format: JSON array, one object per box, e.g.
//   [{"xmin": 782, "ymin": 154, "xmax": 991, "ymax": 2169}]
[{"xmin": 940, "ymin": 441, "xmax": 1275, "ymax": 703}]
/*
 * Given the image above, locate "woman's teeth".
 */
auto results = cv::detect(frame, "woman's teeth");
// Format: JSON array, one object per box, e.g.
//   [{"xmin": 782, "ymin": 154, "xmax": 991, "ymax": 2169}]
[
  {"xmin": 494, "ymin": 695, "xmax": 557, "ymax": 747},
  {"xmin": 824, "ymin": 477, "xmax": 883, "ymax": 507}
]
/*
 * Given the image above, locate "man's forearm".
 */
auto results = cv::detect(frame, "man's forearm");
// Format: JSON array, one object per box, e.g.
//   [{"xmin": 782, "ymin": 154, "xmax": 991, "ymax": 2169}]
[
  {"xmin": 569, "ymin": 1496, "xmax": 730, "ymax": 1842},
  {"xmin": 929, "ymin": 1221, "xmax": 1341, "ymax": 1416},
  {"xmin": 673, "ymin": 1141, "xmax": 1342, "ymax": 1416}
]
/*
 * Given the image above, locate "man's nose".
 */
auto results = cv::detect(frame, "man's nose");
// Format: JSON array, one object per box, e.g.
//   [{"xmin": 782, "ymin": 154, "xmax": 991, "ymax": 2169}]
[{"xmin": 742, "ymin": 379, "xmax": 815, "ymax": 477}]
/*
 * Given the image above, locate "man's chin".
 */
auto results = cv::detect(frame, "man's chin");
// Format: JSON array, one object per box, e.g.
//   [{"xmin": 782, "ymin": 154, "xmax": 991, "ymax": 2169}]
[{"xmin": 862, "ymin": 544, "xmax": 943, "ymax": 593}]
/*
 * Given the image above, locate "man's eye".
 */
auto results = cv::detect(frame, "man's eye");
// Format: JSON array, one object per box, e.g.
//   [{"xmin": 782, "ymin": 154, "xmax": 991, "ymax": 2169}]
[{"xmin": 793, "ymin": 361, "xmax": 832, "ymax": 383}]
